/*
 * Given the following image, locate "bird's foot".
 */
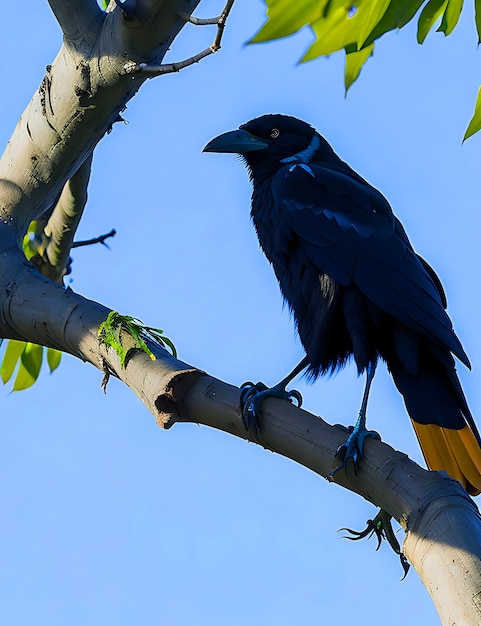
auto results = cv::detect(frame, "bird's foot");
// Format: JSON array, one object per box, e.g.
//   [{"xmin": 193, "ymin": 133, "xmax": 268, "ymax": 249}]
[
  {"xmin": 340, "ymin": 509, "xmax": 410, "ymax": 579},
  {"xmin": 328, "ymin": 422, "xmax": 381, "ymax": 479},
  {"xmin": 240, "ymin": 381, "xmax": 303, "ymax": 437},
  {"xmin": 333, "ymin": 423, "xmax": 354, "ymax": 434}
]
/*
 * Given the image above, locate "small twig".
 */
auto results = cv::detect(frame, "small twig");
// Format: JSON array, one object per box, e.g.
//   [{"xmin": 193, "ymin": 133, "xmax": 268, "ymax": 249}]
[
  {"xmin": 138, "ymin": 48, "xmax": 215, "ymax": 76},
  {"xmin": 212, "ymin": 0, "xmax": 234, "ymax": 51},
  {"xmin": 177, "ymin": 11, "xmax": 220, "ymax": 26},
  {"xmin": 100, "ymin": 358, "xmax": 111, "ymax": 393},
  {"xmin": 135, "ymin": 0, "xmax": 235, "ymax": 77},
  {"xmin": 72, "ymin": 228, "xmax": 116, "ymax": 249}
]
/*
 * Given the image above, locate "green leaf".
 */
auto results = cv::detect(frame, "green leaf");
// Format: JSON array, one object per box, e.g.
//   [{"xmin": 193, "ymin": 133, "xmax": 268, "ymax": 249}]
[
  {"xmin": 437, "ymin": 0, "xmax": 463, "ymax": 35},
  {"xmin": 302, "ymin": 0, "xmax": 391, "ymax": 62},
  {"xmin": 47, "ymin": 348, "xmax": 62, "ymax": 373},
  {"xmin": 12, "ymin": 361, "xmax": 34, "ymax": 391},
  {"xmin": 1, "ymin": 340, "xmax": 61, "ymax": 391},
  {"xmin": 20, "ymin": 343, "xmax": 43, "ymax": 379},
  {"xmin": 12, "ymin": 362, "xmax": 36, "ymax": 392},
  {"xmin": 302, "ymin": 4, "xmax": 357, "ymax": 60},
  {"xmin": 249, "ymin": 0, "xmax": 326, "ymax": 43},
  {"xmin": 463, "ymin": 86, "xmax": 481, "ymax": 141},
  {"xmin": 355, "ymin": 0, "xmax": 392, "ymax": 49},
  {"xmin": 22, "ymin": 220, "xmax": 42, "ymax": 261},
  {"xmin": 13, "ymin": 344, "xmax": 43, "ymax": 392},
  {"xmin": 345, "ymin": 43, "xmax": 374, "ymax": 93},
  {"xmin": 1, "ymin": 340, "xmax": 26, "ymax": 384},
  {"xmin": 98, "ymin": 311, "xmax": 176, "ymax": 368},
  {"xmin": 364, "ymin": 0, "xmax": 425, "ymax": 45},
  {"xmin": 99, "ymin": 312, "xmax": 128, "ymax": 367},
  {"xmin": 417, "ymin": 0, "xmax": 448, "ymax": 43},
  {"xmin": 155, "ymin": 334, "xmax": 177, "ymax": 359},
  {"xmin": 476, "ymin": 0, "xmax": 481, "ymax": 42}
]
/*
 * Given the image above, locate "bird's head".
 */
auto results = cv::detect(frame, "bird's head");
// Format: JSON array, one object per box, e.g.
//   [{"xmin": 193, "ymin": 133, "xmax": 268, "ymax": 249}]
[{"xmin": 203, "ymin": 114, "xmax": 336, "ymax": 179}]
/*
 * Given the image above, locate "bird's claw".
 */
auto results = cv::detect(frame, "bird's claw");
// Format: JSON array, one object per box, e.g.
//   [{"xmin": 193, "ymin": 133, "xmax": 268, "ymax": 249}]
[
  {"xmin": 328, "ymin": 426, "xmax": 381, "ymax": 480},
  {"xmin": 333, "ymin": 423, "xmax": 354, "ymax": 434},
  {"xmin": 239, "ymin": 380, "xmax": 303, "ymax": 437},
  {"xmin": 340, "ymin": 510, "xmax": 410, "ymax": 579},
  {"xmin": 240, "ymin": 381, "xmax": 268, "ymax": 403},
  {"xmin": 240, "ymin": 381, "xmax": 268, "ymax": 434}
]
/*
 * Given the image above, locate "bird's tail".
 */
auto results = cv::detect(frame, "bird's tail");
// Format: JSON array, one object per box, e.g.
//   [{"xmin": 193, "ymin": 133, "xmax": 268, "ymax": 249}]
[
  {"xmin": 411, "ymin": 421, "xmax": 481, "ymax": 495},
  {"xmin": 390, "ymin": 358, "xmax": 481, "ymax": 496}
]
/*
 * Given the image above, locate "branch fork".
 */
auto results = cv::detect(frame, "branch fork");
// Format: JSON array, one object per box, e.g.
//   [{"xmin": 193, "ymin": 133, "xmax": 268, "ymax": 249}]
[{"xmin": 133, "ymin": 0, "xmax": 235, "ymax": 77}]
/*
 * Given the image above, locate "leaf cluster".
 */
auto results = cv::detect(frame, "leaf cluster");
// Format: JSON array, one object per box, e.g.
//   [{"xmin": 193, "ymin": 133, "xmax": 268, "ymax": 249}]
[
  {"xmin": 98, "ymin": 311, "xmax": 177, "ymax": 368},
  {"xmin": 251, "ymin": 0, "xmax": 481, "ymax": 139},
  {"xmin": 1, "ymin": 340, "xmax": 61, "ymax": 392}
]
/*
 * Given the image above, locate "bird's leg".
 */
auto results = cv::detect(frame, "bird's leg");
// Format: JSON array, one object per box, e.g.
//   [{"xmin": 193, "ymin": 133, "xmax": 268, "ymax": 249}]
[
  {"xmin": 340, "ymin": 509, "xmax": 410, "ymax": 579},
  {"xmin": 240, "ymin": 356, "xmax": 310, "ymax": 436},
  {"xmin": 328, "ymin": 361, "xmax": 381, "ymax": 478}
]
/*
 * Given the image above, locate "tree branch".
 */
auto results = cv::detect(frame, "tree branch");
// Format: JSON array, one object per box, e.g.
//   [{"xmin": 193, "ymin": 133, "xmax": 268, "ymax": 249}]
[
  {"xmin": 47, "ymin": 0, "xmax": 103, "ymax": 46},
  {"xmin": 0, "ymin": 0, "xmax": 201, "ymax": 237},
  {"xmin": 115, "ymin": 0, "xmax": 202, "ymax": 65},
  {"xmin": 0, "ymin": 230, "xmax": 480, "ymax": 623},
  {"xmin": 139, "ymin": 0, "xmax": 235, "ymax": 76},
  {"xmin": 166, "ymin": 368, "xmax": 481, "ymax": 625},
  {"xmin": 112, "ymin": 0, "xmax": 137, "ymax": 20},
  {"xmin": 72, "ymin": 228, "xmax": 116, "ymax": 249},
  {"xmin": 31, "ymin": 154, "xmax": 93, "ymax": 283}
]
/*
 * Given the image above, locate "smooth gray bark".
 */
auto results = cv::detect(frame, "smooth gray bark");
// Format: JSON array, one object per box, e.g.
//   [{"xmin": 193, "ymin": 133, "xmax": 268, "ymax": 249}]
[{"xmin": 47, "ymin": 0, "xmax": 102, "ymax": 43}]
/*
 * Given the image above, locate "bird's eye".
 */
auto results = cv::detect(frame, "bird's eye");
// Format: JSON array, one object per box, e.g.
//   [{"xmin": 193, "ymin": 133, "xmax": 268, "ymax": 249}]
[{"xmin": 270, "ymin": 128, "xmax": 280, "ymax": 139}]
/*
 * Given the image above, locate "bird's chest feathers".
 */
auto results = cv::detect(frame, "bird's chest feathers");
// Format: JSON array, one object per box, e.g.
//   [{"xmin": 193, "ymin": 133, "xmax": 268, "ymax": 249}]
[{"xmin": 251, "ymin": 180, "xmax": 297, "ymax": 272}]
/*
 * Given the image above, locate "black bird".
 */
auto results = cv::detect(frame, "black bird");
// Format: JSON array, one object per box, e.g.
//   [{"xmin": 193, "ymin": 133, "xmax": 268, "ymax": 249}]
[{"xmin": 204, "ymin": 114, "xmax": 481, "ymax": 495}]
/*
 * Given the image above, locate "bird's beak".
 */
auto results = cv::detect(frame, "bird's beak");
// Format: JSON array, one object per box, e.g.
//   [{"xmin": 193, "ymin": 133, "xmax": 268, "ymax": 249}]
[{"xmin": 203, "ymin": 129, "xmax": 268, "ymax": 154}]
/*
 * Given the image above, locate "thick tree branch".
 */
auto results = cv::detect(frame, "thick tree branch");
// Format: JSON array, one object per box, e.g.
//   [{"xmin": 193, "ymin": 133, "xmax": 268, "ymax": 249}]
[
  {"xmin": 167, "ymin": 368, "xmax": 481, "ymax": 626},
  {"xmin": 0, "ymin": 0, "xmax": 201, "ymax": 238},
  {"xmin": 47, "ymin": 0, "xmax": 103, "ymax": 46},
  {"xmin": 1, "ymin": 218, "xmax": 480, "ymax": 624},
  {"xmin": 2, "ymin": 236, "xmax": 480, "ymax": 625},
  {"xmin": 1, "ymin": 231, "xmax": 477, "ymax": 620},
  {"xmin": 31, "ymin": 154, "xmax": 93, "ymax": 283},
  {"xmin": 45, "ymin": 154, "xmax": 92, "ymax": 271},
  {"xmin": 112, "ymin": 0, "xmax": 137, "ymax": 20},
  {"xmin": 114, "ymin": 0, "xmax": 203, "ymax": 64}
]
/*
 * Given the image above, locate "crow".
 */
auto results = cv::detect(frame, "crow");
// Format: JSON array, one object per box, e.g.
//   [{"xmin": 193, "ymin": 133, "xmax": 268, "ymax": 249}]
[{"xmin": 204, "ymin": 114, "xmax": 481, "ymax": 495}]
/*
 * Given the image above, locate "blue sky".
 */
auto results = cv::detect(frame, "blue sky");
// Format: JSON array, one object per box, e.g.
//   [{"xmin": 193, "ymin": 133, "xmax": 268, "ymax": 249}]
[{"xmin": 1, "ymin": 1, "xmax": 480, "ymax": 624}]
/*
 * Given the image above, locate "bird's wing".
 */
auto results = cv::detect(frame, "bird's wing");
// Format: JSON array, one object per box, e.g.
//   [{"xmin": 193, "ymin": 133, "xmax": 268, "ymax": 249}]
[{"xmin": 271, "ymin": 161, "xmax": 469, "ymax": 367}]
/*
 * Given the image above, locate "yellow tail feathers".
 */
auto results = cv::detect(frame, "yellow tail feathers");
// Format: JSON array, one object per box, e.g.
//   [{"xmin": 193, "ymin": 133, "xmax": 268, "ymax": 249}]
[{"xmin": 411, "ymin": 421, "xmax": 481, "ymax": 496}]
